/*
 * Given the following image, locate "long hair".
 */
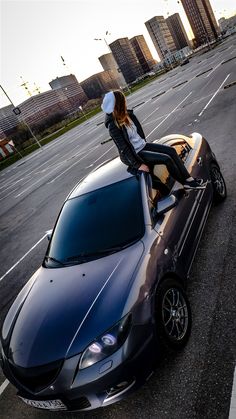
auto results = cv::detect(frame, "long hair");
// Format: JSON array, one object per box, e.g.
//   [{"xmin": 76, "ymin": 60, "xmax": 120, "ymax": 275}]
[{"xmin": 113, "ymin": 90, "xmax": 132, "ymax": 127}]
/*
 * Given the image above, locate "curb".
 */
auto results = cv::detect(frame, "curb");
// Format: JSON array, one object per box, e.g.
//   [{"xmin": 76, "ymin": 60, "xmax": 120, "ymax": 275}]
[{"xmin": 224, "ymin": 81, "xmax": 236, "ymax": 89}]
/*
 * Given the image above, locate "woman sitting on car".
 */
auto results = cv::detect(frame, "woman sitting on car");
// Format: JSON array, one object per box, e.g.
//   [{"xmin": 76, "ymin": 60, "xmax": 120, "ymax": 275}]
[{"xmin": 102, "ymin": 90, "xmax": 205, "ymax": 190}]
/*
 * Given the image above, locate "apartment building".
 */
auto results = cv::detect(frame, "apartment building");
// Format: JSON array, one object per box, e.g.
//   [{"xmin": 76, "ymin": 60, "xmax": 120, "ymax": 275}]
[
  {"xmin": 179, "ymin": 0, "xmax": 220, "ymax": 46},
  {"xmin": 109, "ymin": 38, "xmax": 143, "ymax": 84},
  {"xmin": 145, "ymin": 16, "xmax": 177, "ymax": 60},
  {"xmin": 129, "ymin": 35, "xmax": 156, "ymax": 73},
  {"xmin": 166, "ymin": 13, "xmax": 191, "ymax": 50}
]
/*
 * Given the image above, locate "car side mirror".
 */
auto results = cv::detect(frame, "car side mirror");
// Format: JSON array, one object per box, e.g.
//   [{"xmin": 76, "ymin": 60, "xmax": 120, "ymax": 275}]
[
  {"xmin": 156, "ymin": 194, "xmax": 177, "ymax": 216},
  {"xmin": 46, "ymin": 229, "xmax": 53, "ymax": 241}
]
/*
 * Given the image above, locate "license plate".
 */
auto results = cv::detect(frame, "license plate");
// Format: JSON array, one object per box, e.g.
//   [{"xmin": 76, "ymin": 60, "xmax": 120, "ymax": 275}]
[{"xmin": 19, "ymin": 396, "xmax": 67, "ymax": 410}]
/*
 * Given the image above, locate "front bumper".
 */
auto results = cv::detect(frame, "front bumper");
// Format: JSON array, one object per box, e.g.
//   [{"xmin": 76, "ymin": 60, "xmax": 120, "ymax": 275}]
[{"xmin": 1, "ymin": 328, "xmax": 158, "ymax": 411}]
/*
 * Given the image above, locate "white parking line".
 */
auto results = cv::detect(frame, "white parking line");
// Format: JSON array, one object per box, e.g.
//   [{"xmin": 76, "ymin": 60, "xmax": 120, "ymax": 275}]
[
  {"xmin": 0, "ymin": 234, "xmax": 47, "ymax": 282},
  {"xmin": 48, "ymin": 145, "xmax": 100, "ymax": 184},
  {"xmin": 146, "ymin": 92, "xmax": 192, "ymax": 139},
  {"xmin": 0, "ymin": 379, "xmax": 9, "ymax": 396},
  {"xmin": 87, "ymin": 144, "xmax": 115, "ymax": 166},
  {"xmin": 204, "ymin": 60, "xmax": 224, "ymax": 78},
  {"xmin": 229, "ymin": 367, "xmax": 236, "ymax": 419},
  {"xmin": 142, "ymin": 105, "xmax": 159, "ymax": 123},
  {"xmin": 198, "ymin": 74, "xmax": 230, "ymax": 117}
]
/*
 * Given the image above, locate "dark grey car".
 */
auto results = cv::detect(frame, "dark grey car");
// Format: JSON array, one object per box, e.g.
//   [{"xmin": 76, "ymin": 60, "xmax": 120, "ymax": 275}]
[{"xmin": 0, "ymin": 132, "xmax": 226, "ymax": 412}]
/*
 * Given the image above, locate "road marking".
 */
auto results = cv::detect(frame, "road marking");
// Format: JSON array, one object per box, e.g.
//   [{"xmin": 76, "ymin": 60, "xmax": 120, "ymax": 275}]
[
  {"xmin": 177, "ymin": 75, "xmax": 196, "ymax": 91},
  {"xmin": 0, "ymin": 234, "xmax": 47, "ymax": 282},
  {"xmin": 0, "ymin": 185, "xmax": 24, "ymax": 202},
  {"xmin": 14, "ymin": 160, "xmax": 67, "ymax": 197},
  {"xmin": 204, "ymin": 60, "xmax": 224, "ymax": 78},
  {"xmin": 0, "ymin": 379, "xmax": 9, "ymax": 396},
  {"xmin": 89, "ymin": 145, "xmax": 114, "ymax": 165},
  {"xmin": 229, "ymin": 367, "xmax": 236, "ymax": 419},
  {"xmin": 48, "ymin": 145, "xmax": 100, "ymax": 183},
  {"xmin": 142, "ymin": 106, "xmax": 159, "ymax": 122},
  {"xmin": 198, "ymin": 74, "xmax": 230, "ymax": 117},
  {"xmin": 146, "ymin": 92, "xmax": 192, "ymax": 139}
]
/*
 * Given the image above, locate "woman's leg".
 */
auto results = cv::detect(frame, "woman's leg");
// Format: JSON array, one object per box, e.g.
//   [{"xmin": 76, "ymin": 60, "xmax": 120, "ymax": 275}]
[
  {"xmin": 142, "ymin": 142, "xmax": 191, "ymax": 180},
  {"xmin": 138, "ymin": 149, "xmax": 186, "ymax": 184}
]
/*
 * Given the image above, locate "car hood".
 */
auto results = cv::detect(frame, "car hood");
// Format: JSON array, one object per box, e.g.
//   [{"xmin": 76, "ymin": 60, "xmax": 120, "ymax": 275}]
[{"xmin": 4, "ymin": 242, "xmax": 144, "ymax": 368}]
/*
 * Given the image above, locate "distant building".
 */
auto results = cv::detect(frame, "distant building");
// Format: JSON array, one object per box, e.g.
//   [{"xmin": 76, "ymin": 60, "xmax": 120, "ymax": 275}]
[
  {"xmin": 80, "ymin": 70, "xmax": 121, "ymax": 99},
  {"xmin": 11, "ymin": 75, "xmax": 88, "ymax": 128},
  {"xmin": 0, "ymin": 105, "xmax": 19, "ymax": 138},
  {"xmin": 179, "ymin": 0, "xmax": 220, "ymax": 47},
  {"xmin": 98, "ymin": 53, "xmax": 126, "ymax": 88},
  {"xmin": 219, "ymin": 14, "xmax": 236, "ymax": 33},
  {"xmin": 0, "ymin": 77, "xmax": 88, "ymax": 138},
  {"xmin": 49, "ymin": 74, "xmax": 88, "ymax": 109},
  {"xmin": 0, "ymin": 138, "xmax": 15, "ymax": 160},
  {"xmin": 109, "ymin": 37, "xmax": 143, "ymax": 84},
  {"xmin": 145, "ymin": 16, "xmax": 177, "ymax": 61},
  {"xmin": 16, "ymin": 91, "xmax": 67, "ymax": 127},
  {"xmin": 129, "ymin": 35, "xmax": 156, "ymax": 73},
  {"xmin": 166, "ymin": 13, "xmax": 191, "ymax": 50}
]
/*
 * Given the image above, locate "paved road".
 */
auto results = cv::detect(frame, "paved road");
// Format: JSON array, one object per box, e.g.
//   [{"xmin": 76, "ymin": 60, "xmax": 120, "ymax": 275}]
[{"xmin": 0, "ymin": 34, "xmax": 236, "ymax": 418}]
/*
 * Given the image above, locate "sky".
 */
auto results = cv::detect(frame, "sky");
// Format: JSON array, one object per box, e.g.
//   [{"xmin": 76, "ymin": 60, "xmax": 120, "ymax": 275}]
[{"xmin": 0, "ymin": 0, "xmax": 235, "ymax": 107}]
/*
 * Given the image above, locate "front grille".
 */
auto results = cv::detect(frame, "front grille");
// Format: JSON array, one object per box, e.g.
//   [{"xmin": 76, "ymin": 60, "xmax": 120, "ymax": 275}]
[
  {"xmin": 66, "ymin": 396, "xmax": 91, "ymax": 410},
  {"xmin": 9, "ymin": 359, "xmax": 63, "ymax": 392}
]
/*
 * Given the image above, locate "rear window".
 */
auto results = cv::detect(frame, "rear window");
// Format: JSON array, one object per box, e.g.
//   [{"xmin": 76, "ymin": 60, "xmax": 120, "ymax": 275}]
[{"xmin": 45, "ymin": 177, "xmax": 145, "ymax": 267}]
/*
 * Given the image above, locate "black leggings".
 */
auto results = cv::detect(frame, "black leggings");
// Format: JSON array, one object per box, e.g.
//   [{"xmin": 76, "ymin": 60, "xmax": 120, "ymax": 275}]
[{"xmin": 138, "ymin": 142, "xmax": 190, "ymax": 184}]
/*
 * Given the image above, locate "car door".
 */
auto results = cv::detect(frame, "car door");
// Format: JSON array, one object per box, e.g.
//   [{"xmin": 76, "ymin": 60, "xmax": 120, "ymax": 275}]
[{"xmin": 148, "ymin": 140, "xmax": 211, "ymax": 275}]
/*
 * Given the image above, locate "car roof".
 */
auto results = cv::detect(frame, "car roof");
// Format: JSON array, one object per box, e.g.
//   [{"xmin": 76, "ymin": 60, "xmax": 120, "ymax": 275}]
[
  {"xmin": 68, "ymin": 134, "xmax": 192, "ymax": 200},
  {"xmin": 68, "ymin": 157, "xmax": 134, "ymax": 199}
]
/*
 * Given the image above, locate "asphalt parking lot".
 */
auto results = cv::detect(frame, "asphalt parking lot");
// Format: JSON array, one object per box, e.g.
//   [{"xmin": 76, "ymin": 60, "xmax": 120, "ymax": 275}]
[{"xmin": 0, "ymin": 34, "xmax": 236, "ymax": 419}]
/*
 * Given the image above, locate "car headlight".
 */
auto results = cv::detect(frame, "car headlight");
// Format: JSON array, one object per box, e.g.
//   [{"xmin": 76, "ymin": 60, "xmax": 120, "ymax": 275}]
[{"xmin": 79, "ymin": 314, "xmax": 132, "ymax": 369}]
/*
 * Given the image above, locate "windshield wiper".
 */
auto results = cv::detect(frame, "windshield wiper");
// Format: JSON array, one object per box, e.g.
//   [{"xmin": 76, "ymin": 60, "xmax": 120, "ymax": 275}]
[
  {"xmin": 66, "ymin": 246, "xmax": 124, "ymax": 263},
  {"xmin": 44, "ymin": 256, "xmax": 65, "ymax": 267},
  {"xmin": 65, "ymin": 242, "xmax": 138, "ymax": 264}
]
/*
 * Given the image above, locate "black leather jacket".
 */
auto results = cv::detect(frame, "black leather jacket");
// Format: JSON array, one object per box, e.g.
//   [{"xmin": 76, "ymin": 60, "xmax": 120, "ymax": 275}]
[{"xmin": 105, "ymin": 110, "xmax": 146, "ymax": 170}]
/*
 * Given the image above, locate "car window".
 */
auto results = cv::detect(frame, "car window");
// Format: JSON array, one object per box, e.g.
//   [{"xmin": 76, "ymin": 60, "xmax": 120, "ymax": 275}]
[{"xmin": 45, "ymin": 177, "xmax": 145, "ymax": 267}]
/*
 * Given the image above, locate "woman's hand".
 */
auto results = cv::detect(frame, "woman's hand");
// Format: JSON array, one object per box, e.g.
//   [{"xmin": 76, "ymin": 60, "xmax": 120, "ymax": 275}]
[{"xmin": 138, "ymin": 164, "xmax": 150, "ymax": 172}]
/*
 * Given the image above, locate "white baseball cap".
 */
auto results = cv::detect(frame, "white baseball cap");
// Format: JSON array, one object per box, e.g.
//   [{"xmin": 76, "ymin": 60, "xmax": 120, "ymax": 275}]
[{"xmin": 101, "ymin": 91, "xmax": 115, "ymax": 114}]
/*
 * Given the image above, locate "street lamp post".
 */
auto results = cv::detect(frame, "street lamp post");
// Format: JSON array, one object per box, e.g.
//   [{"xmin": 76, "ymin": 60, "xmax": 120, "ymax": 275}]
[{"xmin": 0, "ymin": 85, "xmax": 42, "ymax": 150}]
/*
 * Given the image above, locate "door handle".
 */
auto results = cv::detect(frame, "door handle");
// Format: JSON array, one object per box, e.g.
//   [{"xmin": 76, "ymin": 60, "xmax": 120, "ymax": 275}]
[{"xmin": 197, "ymin": 157, "xmax": 203, "ymax": 166}]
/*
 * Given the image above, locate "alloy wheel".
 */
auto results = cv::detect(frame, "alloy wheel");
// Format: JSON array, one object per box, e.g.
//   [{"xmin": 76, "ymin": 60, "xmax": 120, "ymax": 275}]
[{"xmin": 162, "ymin": 287, "xmax": 189, "ymax": 341}]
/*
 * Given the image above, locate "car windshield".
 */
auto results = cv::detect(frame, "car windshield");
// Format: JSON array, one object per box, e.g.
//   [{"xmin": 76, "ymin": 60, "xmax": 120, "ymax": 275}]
[{"xmin": 45, "ymin": 177, "xmax": 145, "ymax": 267}]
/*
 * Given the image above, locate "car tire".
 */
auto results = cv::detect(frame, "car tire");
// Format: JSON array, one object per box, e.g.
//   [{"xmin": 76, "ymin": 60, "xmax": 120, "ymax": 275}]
[
  {"xmin": 210, "ymin": 163, "xmax": 227, "ymax": 204},
  {"xmin": 155, "ymin": 278, "xmax": 191, "ymax": 350}
]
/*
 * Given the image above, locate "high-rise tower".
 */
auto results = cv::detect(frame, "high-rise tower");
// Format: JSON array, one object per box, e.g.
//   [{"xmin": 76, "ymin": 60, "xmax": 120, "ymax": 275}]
[
  {"xmin": 179, "ymin": 0, "xmax": 220, "ymax": 46},
  {"xmin": 109, "ymin": 38, "xmax": 143, "ymax": 84},
  {"xmin": 129, "ymin": 35, "xmax": 156, "ymax": 73},
  {"xmin": 166, "ymin": 13, "xmax": 191, "ymax": 50},
  {"xmin": 145, "ymin": 16, "xmax": 176, "ymax": 60}
]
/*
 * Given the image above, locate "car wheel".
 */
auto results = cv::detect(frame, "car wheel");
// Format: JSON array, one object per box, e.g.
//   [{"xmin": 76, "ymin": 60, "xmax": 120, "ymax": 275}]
[
  {"xmin": 155, "ymin": 278, "xmax": 191, "ymax": 350},
  {"xmin": 210, "ymin": 163, "xmax": 227, "ymax": 203}
]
